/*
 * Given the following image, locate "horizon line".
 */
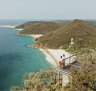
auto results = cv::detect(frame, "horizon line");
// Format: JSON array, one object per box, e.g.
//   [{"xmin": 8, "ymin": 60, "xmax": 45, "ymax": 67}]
[{"xmin": 0, "ymin": 18, "xmax": 96, "ymax": 21}]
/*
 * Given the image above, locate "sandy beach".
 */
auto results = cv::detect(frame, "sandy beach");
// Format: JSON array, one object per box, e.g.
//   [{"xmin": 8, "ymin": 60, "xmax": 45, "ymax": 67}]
[
  {"xmin": 40, "ymin": 48, "xmax": 57, "ymax": 66},
  {"xmin": 16, "ymin": 28, "xmax": 23, "ymax": 30},
  {"xmin": 39, "ymin": 48, "xmax": 75, "ymax": 67},
  {"xmin": 17, "ymin": 32, "xmax": 42, "ymax": 38},
  {"xmin": 29, "ymin": 34, "xmax": 43, "ymax": 38},
  {"xmin": 17, "ymin": 31, "xmax": 73, "ymax": 86},
  {"xmin": 30, "ymin": 34, "xmax": 76, "ymax": 67}
]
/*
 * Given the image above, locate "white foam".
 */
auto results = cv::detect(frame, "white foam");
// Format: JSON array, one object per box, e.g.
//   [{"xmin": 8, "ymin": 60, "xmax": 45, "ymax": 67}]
[{"xmin": 0, "ymin": 25, "xmax": 16, "ymax": 28}]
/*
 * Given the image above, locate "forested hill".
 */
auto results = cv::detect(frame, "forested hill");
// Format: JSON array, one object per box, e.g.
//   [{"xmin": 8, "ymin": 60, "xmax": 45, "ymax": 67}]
[
  {"xmin": 37, "ymin": 19, "xmax": 96, "ymax": 52},
  {"xmin": 16, "ymin": 21, "xmax": 64, "ymax": 34}
]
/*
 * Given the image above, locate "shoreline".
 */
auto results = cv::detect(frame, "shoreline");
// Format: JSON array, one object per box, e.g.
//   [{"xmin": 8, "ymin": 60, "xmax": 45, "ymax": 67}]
[
  {"xmin": 39, "ymin": 48, "xmax": 74, "ymax": 67},
  {"xmin": 0, "ymin": 25, "xmax": 23, "ymax": 31},
  {"xmin": 16, "ymin": 28, "xmax": 23, "ymax": 31},
  {"xmin": 16, "ymin": 28, "xmax": 75, "ymax": 67},
  {"xmin": 29, "ymin": 34, "xmax": 43, "ymax": 38},
  {"xmin": 10, "ymin": 26, "xmax": 73, "ymax": 86},
  {"xmin": 29, "ymin": 34, "xmax": 74, "ymax": 67},
  {"xmin": 17, "ymin": 31, "xmax": 58, "ymax": 67},
  {"xmin": 17, "ymin": 32, "xmax": 42, "ymax": 38},
  {"xmin": 0, "ymin": 25, "xmax": 16, "ymax": 28},
  {"xmin": 39, "ymin": 48, "xmax": 57, "ymax": 67}
]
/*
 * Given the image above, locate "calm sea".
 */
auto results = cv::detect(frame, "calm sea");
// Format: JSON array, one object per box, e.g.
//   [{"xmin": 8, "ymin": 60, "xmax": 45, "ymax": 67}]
[{"xmin": 0, "ymin": 20, "xmax": 50, "ymax": 91}]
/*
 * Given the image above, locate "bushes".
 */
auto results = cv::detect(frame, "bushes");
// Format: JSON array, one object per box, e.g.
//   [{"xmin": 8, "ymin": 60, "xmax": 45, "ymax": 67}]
[
  {"xmin": 10, "ymin": 58, "xmax": 96, "ymax": 91},
  {"xmin": 70, "ymin": 58, "xmax": 96, "ymax": 91},
  {"xmin": 11, "ymin": 69, "xmax": 63, "ymax": 91}
]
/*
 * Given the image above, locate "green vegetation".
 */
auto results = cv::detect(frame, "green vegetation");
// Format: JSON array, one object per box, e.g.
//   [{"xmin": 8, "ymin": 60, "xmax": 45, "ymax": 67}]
[
  {"xmin": 70, "ymin": 58, "xmax": 96, "ymax": 91},
  {"xmin": 36, "ymin": 19, "xmax": 96, "ymax": 53},
  {"xmin": 11, "ymin": 69, "xmax": 63, "ymax": 91},
  {"xmin": 16, "ymin": 21, "xmax": 45, "ymax": 29},
  {"xmin": 16, "ymin": 22, "xmax": 63, "ymax": 34},
  {"xmin": 16, "ymin": 20, "xmax": 96, "ymax": 54},
  {"xmin": 11, "ymin": 58, "xmax": 96, "ymax": 91},
  {"xmin": 12, "ymin": 20, "xmax": 96, "ymax": 91}
]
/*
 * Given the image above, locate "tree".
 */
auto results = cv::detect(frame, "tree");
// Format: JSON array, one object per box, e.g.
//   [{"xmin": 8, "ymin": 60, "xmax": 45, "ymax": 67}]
[{"xmin": 71, "ymin": 58, "xmax": 96, "ymax": 91}]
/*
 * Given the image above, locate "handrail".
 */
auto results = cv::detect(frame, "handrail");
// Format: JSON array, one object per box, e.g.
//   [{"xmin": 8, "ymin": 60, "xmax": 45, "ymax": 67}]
[{"xmin": 64, "ymin": 54, "xmax": 77, "ymax": 60}]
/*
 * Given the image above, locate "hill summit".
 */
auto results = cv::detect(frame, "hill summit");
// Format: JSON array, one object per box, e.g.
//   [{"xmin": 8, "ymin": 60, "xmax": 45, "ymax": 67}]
[
  {"xmin": 37, "ymin": 19, "xmax": 96, "ymax": 52},
  {"xmin": 72, "ymin": 19, "xmax": 83, "ymax": 23}
]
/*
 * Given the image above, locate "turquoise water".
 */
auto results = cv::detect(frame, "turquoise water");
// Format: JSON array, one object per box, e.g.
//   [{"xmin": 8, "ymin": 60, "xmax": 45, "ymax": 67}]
[{"xmin": 0, "ymin": 26, "xmax": 50, "ymax": 91}]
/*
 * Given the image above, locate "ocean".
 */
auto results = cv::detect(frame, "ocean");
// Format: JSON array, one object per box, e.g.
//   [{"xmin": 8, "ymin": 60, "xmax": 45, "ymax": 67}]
[{"xmin": 0, "ymin": 20, "xmax": 50, "ymax": 91}]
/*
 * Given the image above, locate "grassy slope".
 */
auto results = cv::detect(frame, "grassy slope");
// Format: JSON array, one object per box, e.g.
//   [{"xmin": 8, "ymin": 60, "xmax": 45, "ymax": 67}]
[
  {"xmin": 37, "ymin": 19, "xmax": 96, "ymax": 52},
  {"xmin": 16, "ymin": 21, "xmax": 64, "ymax": 34}
]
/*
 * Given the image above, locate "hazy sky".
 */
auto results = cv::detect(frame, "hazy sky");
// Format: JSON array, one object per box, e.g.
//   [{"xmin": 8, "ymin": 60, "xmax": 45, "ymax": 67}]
[{"xmin": 0, "ymin": 0, "xmax": 96, "ymax": 20}]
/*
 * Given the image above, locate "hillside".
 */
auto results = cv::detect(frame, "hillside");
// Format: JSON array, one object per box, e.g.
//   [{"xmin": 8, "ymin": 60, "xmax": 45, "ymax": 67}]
[
  {"xmin": 16, "ymin": 21, "xmax": 63, "ymax": 34},
  {"xmin": 36, "ymin": 19, "xmax": 96, "ymax": 52},
  {"xmin": 15, "ymin": 21, "xmax": 44, "ymax": 29}
]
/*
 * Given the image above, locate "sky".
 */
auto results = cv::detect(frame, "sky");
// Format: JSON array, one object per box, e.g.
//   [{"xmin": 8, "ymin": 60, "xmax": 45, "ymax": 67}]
[{"xmin": 0, "ymin": 0, "xmax": 96, "ymax": 20}]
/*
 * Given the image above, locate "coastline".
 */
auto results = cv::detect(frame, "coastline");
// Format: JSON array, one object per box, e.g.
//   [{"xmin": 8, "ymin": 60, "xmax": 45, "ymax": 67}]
[
  {"xmin": 39, "ymin": 48, "xmax": 74, "ymax": 67},
  {"xmin": 17, "ymin": 32, "xmax": 58, "ymax": 67},
  {"xmin": 0, "ymin": 25, "xmax": 16, "ymax": 28},
  {"xmin": 16, "ymin": 28, "xmax": 23, "ymax": 31},
  {"xmin": 17, "ymin": 32, "xmax": 42, "ymax": 38},
  {"xmin": 16, "ymin": 30, "xmax": 56, "ymax": 66},
  {"xmin": 0, "ymin": 25, "xmax": 23, "ymax": 31},
  {"xmin": 39, "ymin": 48, "xmax": 57, "ymax": 67},
  {"xmin": 16, "ymin": 28, "xmax": 75, "ymax": 67},
  {"xmin": 29, "ymin": 34, "xmax": 43, "ymax": 38},
  {"xmin": 15, "ymin": 27, "xmax": 73, "ymax": 86},
  {"xmin": 29, "ymin": 34, "xmax": 73, "ymax": 67}
]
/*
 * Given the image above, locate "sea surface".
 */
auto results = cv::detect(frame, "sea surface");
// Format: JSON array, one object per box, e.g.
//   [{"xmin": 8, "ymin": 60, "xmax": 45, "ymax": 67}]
[{"xmin": 0, "ymin": 20, "xmax": 50, "ymax": 91}]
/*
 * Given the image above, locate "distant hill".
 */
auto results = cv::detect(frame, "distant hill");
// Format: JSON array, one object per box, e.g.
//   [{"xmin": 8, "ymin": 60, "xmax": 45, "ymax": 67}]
[
  {"xmin": 16, "ymin": 21, "xmax": 44, "ymax": 29},
  {"xmin": 16, "ymin": 21, "xmax": 64, "ymax": 34},
  {"xmin": 85, "ymin": 20, "xmax": 96, "ymax": 27},
  {"xmin": 36, "ymin": 19, "xmax": 96, "ymax": 52}
]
